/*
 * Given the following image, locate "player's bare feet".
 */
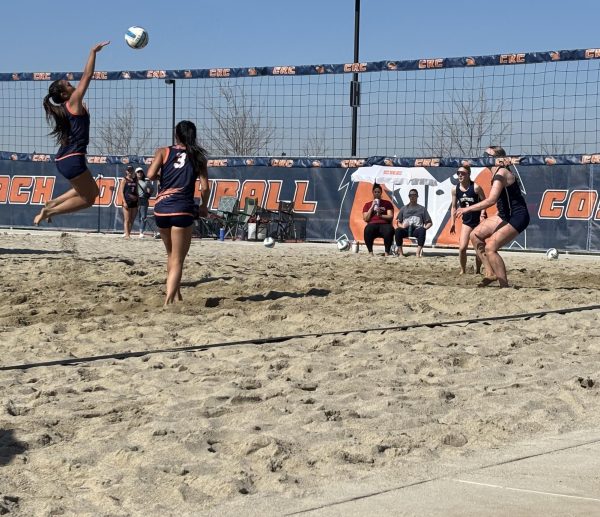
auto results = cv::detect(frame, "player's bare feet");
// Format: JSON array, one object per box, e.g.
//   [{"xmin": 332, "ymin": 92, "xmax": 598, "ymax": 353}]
[
  {"xmin": 477, "ymin": 276, "xmax": 498, "ymax": 287},
  {"xmin": 33, "ymin": 207, "xmax": 51, "ymax": 226},
  {"xmin": 44, "ymin": 201, "xmax": 55, "ymax": 223}
]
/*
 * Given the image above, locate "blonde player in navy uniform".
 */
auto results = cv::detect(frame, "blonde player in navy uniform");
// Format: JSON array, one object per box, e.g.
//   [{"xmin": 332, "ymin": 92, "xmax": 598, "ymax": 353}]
[
  {"xmin": 449, "ymin": 164, "xmax": 487, "ymax": 275},
  {"xmin": 146, "ymin": 121, "xmax": 209, "ymax": 305},
  {"xmin": 34, "ymin": 41, "xmax": 110, "ymax": 225},
  {"xmin": 456, "ymin": 146, "xmax": 530, "ymax": 288}
]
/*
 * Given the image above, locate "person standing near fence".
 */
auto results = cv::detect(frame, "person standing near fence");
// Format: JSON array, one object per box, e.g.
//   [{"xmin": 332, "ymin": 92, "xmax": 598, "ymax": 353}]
[
  {"xmin": 121, "ymin": 165, "xmax": 138, "ymax": 239},
  {"xmin": 34, "ymin": 41, "xmax": 110, "ymax": 226},
  {"xmin": 146, "ymin": 120, "xmax": 209, "ymax": 305},
  {"xmin": 135, "ymin": 167, "xmax": 154, "ymax": 238},
  {"xmin": 450, "ymin": 164, "xmax": 487, "ymax": 274},
  {"xmin": 456, "ymin": 146, "xmax": 530, "ymax": 288}
]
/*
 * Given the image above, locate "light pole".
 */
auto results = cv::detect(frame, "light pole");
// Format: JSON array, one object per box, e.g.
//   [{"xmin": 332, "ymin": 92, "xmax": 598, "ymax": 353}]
[
  {"xmin": 350, "ymin": 0, "xmax": 361, "ymax": 157},
  {"xmin": 165, "ymin": 79, "xmax": 176, "ymax": 145},
  {"xmin": 96, "ymin": 174, "xmax": 102, "ymax": 233}
]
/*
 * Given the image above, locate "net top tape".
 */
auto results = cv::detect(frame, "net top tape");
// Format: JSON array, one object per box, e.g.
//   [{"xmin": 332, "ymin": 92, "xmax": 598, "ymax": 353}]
[
  {"xmin": 2, "ymin": 151, "xmax": 599, "ymax": 168},
  {"xmin": 2, "ymin": 47, "xmax": 600, "ymax": 81}
]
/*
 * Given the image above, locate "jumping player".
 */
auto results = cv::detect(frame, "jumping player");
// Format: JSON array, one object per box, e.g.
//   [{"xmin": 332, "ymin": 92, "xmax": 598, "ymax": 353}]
[
  {"xmin": 449, "ymin": 164, "xmax": 487, "ymax": 275},
  {"xmin": 456, "ymin": 146, "xmax": 530, "ymax": 288},
  {"xmin": 146, "ymin": 121, "xmax": 209, "ymax": 305},
  {"xmin": 34, "ymin": 41, "xmax": 110, "ymax": 225}
]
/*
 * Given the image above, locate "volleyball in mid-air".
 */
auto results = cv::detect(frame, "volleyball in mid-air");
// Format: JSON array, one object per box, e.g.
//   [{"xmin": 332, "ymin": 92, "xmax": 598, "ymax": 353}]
[
  {"xmin": 124, "ymin": 26, "xmax": 149, "ymax": 49},
  {"xmin": 263, "ymin": 237, "xmax": 276, "ymax": 248},
  {"xmin": 546, "ymin": 247, "xmax": 559, "ymax": 260}
]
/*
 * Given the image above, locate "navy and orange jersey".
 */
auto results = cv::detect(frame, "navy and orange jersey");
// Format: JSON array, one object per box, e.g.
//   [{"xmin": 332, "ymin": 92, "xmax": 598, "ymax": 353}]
[
  {"xmin": 154, "ymin": 146, "xmax": 197, "ymax": 217},
  {"xmin": 456, "ymin": 182, "xmax": 481, "ymax": 227},
  {"xmin": 123, "ymin": 178, "xmax": 138, "ymax": 203},
  {"xmin": 55, "ymin": 103, "xmax": 90, "ymax": 160}
]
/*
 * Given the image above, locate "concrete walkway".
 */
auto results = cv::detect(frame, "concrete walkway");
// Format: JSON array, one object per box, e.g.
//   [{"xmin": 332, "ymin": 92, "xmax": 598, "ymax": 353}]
[{"xmin": 210, "ymin": 430, "xmax": 600, "ymax": 516}]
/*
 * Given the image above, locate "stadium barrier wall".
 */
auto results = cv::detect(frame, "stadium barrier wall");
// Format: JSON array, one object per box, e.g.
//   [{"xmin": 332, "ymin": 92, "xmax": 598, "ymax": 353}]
[{"xmin": 0, "ymin": 156, "xmax": 599, "ymax": 252}]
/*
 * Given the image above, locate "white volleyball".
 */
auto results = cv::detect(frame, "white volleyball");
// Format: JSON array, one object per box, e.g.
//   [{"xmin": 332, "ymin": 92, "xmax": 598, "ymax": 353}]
[
  {"xmin": 336, "ymin": 234, "xmax": 351, "ymax": 251},
  {"xmin": 125, "ymin": 26, "xmax": 149, "ymax": 49},
  {"xmin": 263, "ymin": 237, "xmax": 276, "ymax": 248},
  {"xmin": 337, "ymin": 238, "xmax": 350, "ymax": 251},
  {"xmin": 546, "ymin": 248, "xmax": 559, "ymax": 260}
]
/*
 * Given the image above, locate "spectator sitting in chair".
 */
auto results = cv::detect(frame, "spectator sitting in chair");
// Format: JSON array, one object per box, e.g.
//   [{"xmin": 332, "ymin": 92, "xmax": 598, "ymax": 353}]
[
  {"xmin": 363, "ymin": 183, "xmax": 395, "ymax": 256},
  {"xmin": 394, "ymin": 189, "xmax": 432, "ymax": 258}
]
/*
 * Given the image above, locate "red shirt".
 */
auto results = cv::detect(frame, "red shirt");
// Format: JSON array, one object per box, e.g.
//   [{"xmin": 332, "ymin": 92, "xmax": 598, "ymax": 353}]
[{"xmin": 363, "ymin": 199, "xmax": 394, "ymax": 224}]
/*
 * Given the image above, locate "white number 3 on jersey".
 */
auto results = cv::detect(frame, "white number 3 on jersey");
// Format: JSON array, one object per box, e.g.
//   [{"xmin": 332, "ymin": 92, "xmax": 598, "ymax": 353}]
[{"xmin": 174, "ymin": 152, "xmax": 187, "ymax": 169}]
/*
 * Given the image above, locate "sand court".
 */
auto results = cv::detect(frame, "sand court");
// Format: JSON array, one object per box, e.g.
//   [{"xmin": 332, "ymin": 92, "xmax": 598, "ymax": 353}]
[{"xmin": 1, "ymin": 231, "xmax": 599, "ymax": 515}]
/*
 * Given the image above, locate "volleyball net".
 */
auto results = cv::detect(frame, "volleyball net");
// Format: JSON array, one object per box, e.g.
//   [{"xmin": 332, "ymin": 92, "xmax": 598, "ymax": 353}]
[{"xmin": 1, "ymin": 47, "xmax": 600, "ymax": 159}]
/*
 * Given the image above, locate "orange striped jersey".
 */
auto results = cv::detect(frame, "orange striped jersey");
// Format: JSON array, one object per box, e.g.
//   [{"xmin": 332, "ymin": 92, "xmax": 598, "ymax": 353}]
[{"xmin": 154, "ymin": 145, "xmax": 197, "ymax": 216}]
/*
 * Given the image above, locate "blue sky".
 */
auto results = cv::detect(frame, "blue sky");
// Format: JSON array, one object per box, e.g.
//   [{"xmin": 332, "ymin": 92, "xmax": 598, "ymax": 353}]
[{"xmin": 2, "ymin": 0, "xmax": 599, "ymax": 72}]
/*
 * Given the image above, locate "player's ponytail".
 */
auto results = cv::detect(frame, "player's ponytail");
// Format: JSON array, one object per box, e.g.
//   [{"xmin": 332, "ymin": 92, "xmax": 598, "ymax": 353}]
[
  {"xmin": 486, "ymin": 146, "xmax": 506, "ymax": 157},
  {"xmin": 175, "ymin": 120, "xmax": 207, "ymax": 177},
  {"xmin": 43, "ymin": 80, "xmax": 70, "ymax": 146}
]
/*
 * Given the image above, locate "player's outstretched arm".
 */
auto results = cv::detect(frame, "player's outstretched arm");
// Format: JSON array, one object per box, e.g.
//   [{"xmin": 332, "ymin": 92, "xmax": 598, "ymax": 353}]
[{"xmin": 69, "ymin": 42, "xmax": 110, "ymax": 112}]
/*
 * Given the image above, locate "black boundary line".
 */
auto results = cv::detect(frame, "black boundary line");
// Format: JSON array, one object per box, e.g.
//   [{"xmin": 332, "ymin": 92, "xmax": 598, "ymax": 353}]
[
  {"xmin": 284, "ymin": 437, "xmax": 600, "ymax": 515},
  {"xmin": 1, "ymin": 304, "xmax": 599, "ymax": 372}
]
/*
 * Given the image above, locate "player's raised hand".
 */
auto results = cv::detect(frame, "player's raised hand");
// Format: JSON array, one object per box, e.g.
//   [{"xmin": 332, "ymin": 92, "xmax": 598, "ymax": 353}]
[{"xmin": 92, "ymin": 41, "xmax": 111, "ymax": 53}]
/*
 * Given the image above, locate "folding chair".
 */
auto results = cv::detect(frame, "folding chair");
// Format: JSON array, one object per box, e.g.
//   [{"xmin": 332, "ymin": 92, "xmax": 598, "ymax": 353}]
[
  {"xmin": 194, "ymin": 214, "xmax": 220, "ymax": 239},
  {"xmin": 212, "ymin": 195, "xmax": 239, "ymax": 239},
  {"xmin": 234, "ymin": 197, "xmax": 258, "ymax": 239},
  {"xmin": 272, "ymin": 200, "xmax": 297, "ymax": 242},
  {"xmin": 193, "ymin": 198, "xmax": 219, "ymax": 239},
  {"xmin": 255, "ymin": 206, "xmax": 274, "ymax": 240}
]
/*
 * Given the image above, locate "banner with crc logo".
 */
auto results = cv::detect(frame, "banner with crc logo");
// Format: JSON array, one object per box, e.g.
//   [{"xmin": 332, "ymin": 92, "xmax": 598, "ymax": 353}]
[{"xmin": 0, "ymin": 159, "xmax": 599, "ymax": 251}]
